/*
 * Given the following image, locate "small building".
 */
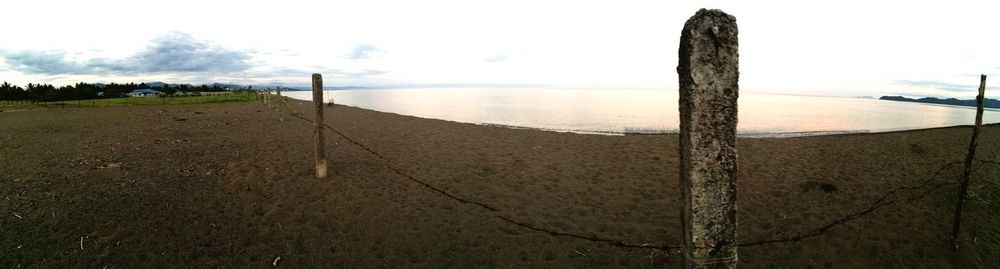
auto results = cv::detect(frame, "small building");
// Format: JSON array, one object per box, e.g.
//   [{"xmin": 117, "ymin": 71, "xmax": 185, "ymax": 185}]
[{"xmin": 128, "ymin": 89, "xmax": 161, "ymax": 97}]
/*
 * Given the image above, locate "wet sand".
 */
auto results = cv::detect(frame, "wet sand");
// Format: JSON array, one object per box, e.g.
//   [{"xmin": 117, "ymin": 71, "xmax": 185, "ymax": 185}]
[{"xmin": 2, "ymin": 100, "xmax": 998, "ymax": 268}]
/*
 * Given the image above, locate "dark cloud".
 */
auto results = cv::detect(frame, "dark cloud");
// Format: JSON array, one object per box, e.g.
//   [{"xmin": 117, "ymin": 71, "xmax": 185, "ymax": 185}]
[
  {"xmin": 114, "ymin": 32, "xmax": 250, "ymax": 73},
  {"xmin": 348, "ymin": 44, "xmax": 379, "ymax": 60},
  {"xmin": 894, "ymin": 80, "xmax": 980, "ymax": 92},
  {"xmin": 2, "ymin": 51, "xmax": 91, "ymax": 75},
  {"xmin": 1, "ymin": 32, "xmax": 251, "ymax": 75}
]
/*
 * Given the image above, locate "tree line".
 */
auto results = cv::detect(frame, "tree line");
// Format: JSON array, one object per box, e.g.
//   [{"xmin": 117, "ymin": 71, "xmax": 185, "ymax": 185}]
[{"xmin": 0, "ymin": 81, "xmax": 248, "ymax": 102}]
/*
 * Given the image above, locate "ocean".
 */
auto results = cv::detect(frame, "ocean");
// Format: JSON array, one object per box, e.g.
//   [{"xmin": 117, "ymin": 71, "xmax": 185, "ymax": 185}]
[{"xmin": 283, "ymin": 88, "xmax": 1000, "ymax": 137}]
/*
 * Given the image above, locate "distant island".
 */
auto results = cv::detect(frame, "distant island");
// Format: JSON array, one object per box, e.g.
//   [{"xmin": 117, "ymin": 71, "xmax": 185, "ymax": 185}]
[{"xmin": 879, "ymin": 96, "xmax": 1000, "ymax": 109}]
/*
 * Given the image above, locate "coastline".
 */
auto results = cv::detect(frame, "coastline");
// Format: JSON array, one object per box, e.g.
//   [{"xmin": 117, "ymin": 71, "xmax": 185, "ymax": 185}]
[{"xmin": 307, "ymin": 102, "xmax": 1000, "ymax": 139}]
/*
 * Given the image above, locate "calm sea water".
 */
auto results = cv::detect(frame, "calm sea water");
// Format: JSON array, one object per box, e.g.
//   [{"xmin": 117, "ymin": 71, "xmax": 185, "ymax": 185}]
[{"xmin": 284, "ymin": 88, "xmax": 1000, "ymax": 137}]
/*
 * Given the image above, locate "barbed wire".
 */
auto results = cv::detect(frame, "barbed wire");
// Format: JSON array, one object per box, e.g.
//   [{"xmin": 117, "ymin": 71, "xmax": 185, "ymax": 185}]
[
  {"xmin": 278, "ymin": 103, "xmax": 680, "ymax": 250},
  {"xmin": 738, "ymin": 161, "xmax": 963, "ymax": 246},
  {"xmin": 265, "ymin": 95, "xmax": 996, "ymax": 251}
]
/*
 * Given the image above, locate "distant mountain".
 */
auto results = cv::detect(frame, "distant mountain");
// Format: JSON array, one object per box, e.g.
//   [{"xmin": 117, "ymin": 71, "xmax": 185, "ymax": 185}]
[
  {"xmin": 143, "ymin": 81, "xmax": 285, "ymax": 90},
  {"xmin": 144, "ymin": 81, "xmax": 244, "ymax": 89},
  {"xmin": 879, "ymin": 96, "xmax": 1000, "ymax": 109},
  {"xmin": 145, "ymin": 81, "xmax": 168, "ymax": 88}
]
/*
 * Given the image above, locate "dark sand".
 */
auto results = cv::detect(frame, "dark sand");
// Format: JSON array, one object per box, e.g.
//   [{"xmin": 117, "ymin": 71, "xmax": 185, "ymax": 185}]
[{"xmin": 1, "ymin": 99, "xmax": 998, "ymax": 268}]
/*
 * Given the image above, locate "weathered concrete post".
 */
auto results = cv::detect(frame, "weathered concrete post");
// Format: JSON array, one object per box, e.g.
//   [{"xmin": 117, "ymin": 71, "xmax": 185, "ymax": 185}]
[
  {"xmin": 951, "ymin": 74, "xmax": 986, "ymax": 249},
  {"xmin": 677, "ymin": 9, "xmax": 739, "ymax": 269},
  {"xmin": 276, "ymin": 88, "xmax": 285, "ymax": 122},
  {"xmin": 264, "ymin": 90, "xmax": 271, "ymax": 107},
  {"xmin": 312, "ymin": 74, "xmax": 328, "ymax": 179}
]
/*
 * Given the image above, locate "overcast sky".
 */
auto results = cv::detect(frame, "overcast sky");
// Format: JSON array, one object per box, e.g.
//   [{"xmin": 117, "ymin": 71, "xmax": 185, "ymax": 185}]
[{"xmin": 0, "ymin": 0, "xmax": 997, "ymax": 98}]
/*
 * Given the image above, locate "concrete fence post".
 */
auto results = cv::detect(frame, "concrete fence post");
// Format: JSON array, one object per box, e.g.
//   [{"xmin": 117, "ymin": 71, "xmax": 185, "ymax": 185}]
[
  {"xmin": 951, "ymin": 74, "xmax": 986, "ymax": 249},
  {"xmin": 264, "ymin": 90, "xmax": 271, "ymax": 108},
  {"xmin": 313, "ymin": 74, "xmax": 328, "ymax": 179},
  {"xmin": 276, "ymin": 89, "xmax": 285, "ymax": 122},
  {"xmin": 677, "ymin": 8, "xmax": 740, "ymax": 269}
]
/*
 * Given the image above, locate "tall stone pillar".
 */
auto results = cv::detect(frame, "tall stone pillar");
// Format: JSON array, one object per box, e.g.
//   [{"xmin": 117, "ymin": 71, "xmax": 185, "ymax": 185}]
[{"xmin": 677, "ymin": 8, "xmax": 740, "ymax": 269}]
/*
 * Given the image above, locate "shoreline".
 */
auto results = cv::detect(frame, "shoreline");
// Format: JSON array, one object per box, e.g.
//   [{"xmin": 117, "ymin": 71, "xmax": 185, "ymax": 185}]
[
  {"xmin": 6, "ymin": 97, "xmax": 998, "ymax": 139},
  {"xmin": 305, "ymin": 101, "xmax": 1000, "ymax": 139}
]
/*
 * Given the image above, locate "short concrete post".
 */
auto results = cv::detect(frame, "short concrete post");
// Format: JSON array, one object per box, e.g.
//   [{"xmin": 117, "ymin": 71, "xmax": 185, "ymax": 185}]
[
  {"xmin": 264, "ymin": 90, "xmax": 271, "ymax": 107},
  {"xmin": 312, "ymin": 74, "xmax": 328, "ymax": 179},
  {"xmin": 951, "ymin": 74, "xmax": 987, "ymax": 248},
  {"xmin": 276, "ymin": 89, "xmax": 285, "ymax": 122},
  {"xmin": 677, "ymin": 9, "xmax": 740, "ymax": 269}
]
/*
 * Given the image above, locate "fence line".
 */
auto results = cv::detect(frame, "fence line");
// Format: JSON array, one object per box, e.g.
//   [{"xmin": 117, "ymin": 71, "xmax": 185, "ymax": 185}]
[
  {"xmin": 738, "ymin": 161, "xmax": 962, "ymax": 246},
  {"xmin": 283, "ymin": 108, "xmax": 681, "ymax": 251},
  {"xmin": 267, "ymin": 98, "xmax": 995, "ymax": 251}
]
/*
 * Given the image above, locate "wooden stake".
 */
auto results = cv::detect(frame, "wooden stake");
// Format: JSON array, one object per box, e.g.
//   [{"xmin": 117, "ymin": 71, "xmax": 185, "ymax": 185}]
[
  {"xmin": 677, "ymin": 9, "xmax": 740, "ymax": 269},
  {"xmin": 951, "ymin": 74, "xmax": 986, "ymax": 249},
  {"xmin": 312, "ymin": 74, "xmax": 328, "ymax": 179}
]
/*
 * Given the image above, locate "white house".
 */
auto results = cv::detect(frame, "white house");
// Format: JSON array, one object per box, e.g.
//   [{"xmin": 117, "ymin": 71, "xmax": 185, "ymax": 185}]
[{"xmin": 128, "ymin": 89, "xmax": 161, "ymax": 97}]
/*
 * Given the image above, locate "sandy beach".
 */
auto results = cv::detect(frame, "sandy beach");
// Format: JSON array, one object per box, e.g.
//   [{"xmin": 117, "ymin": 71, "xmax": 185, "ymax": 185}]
[{"xmin": 2, "ymin": 99, "xmax": 998, "ymax": 268}]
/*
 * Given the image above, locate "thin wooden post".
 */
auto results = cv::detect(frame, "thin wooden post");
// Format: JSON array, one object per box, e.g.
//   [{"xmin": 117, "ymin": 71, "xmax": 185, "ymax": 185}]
[
  {"xmin": 677, "ymin": 8, "xmax": 740, "ymax": 269},
  {"xmin": 951, "ymin": 74, "xmax": 986, "ymax": 249},
  {"xmin": 312, "ymin": 74, "xmax": 328, "ymax": 179}
]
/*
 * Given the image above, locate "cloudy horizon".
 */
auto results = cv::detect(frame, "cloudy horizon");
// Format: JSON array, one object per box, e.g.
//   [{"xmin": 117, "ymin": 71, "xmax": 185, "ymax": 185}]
[{"xmin": 1, "ymin": 0, "xmax": 998, "ymax": 99}]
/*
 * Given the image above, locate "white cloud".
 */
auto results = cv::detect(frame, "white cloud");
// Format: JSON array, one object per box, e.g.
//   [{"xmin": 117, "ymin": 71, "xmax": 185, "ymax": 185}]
[{"xmin": 0, "ymin": 0, "xmax": 997, "ymax": 98}]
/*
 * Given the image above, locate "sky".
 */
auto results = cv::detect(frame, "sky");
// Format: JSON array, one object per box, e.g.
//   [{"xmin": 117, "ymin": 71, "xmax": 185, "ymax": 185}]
[{"xmin": 0, "ymin": 0, "xmax": 998, "ymax": 99}]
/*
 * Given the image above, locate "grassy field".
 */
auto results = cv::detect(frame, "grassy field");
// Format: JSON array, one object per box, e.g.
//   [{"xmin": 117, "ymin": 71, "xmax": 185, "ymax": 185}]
[{"xmin": 0, "ymin": 93, "xmax": 259, "ymax": 111}]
